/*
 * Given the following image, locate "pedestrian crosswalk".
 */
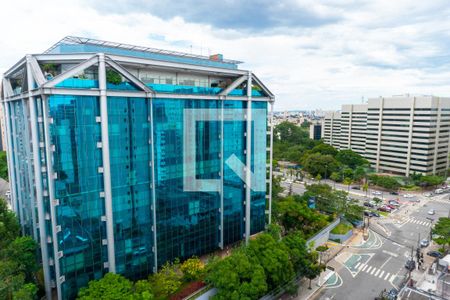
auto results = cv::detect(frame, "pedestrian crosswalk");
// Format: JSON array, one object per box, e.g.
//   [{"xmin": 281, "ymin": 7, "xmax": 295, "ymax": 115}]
[
  {"xmin": 354, "ymin": 262, "xmax": 396, "ymax": 282},
  {"xmin": 403, "ymin": 217, "xmax": 432, "ymax": 227}
]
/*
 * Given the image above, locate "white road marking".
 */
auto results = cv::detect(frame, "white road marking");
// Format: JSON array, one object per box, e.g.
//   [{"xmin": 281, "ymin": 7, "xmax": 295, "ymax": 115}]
[
  {"xmin": 358, "ymin": 264, "xmax": 365, "ymax": 270},
  {"xmin": 385, "ymin": 272, "xmax": 391, "ymax": 280},
  {"xmin": 362, "ymin": 264, "xmax": 368, "ymax": 271},
  {"xmin": 355, "ymin": 262, "xmax": 361, "ymax": 269},
  {"xmin": 389, "ymin": 274, "xmax": 396, "ymax": 282},
  {"xmin": 370, "ymin": 267, "xmax": 377, "ymax": 275},
  {"xmin": 374, "ymin": 269, "xmax": 380, "ymax": 276},
  {"xmin": 366, "ymin": 266, "xmax": 373, "ymax": 273},
  {"xmin": 382, "ymin": 250, "xmax": 398, "ymax": 258},
  {"xmin": 379, "ymin": 270, "xmax": 385, "ymax": 278},
  {"xmin": 380, "ymin": 257, "xmax": 392, "ymax": 269}
]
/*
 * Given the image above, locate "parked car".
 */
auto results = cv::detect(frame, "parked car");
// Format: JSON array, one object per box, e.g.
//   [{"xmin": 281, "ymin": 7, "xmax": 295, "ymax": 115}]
[
  {"xmin": 364, "ymin": 202, "xmax": 375, "ymax": 208},
  {"xmin": 372, "ymin": 191, "xmax": 382, "ymax": 195},
  {"xmin": 378, "ymin": 205, "xmax": 391, "ymax": 212},
  {"xmin": 364, "ymin": 211, "xmax": 372, "ymax": 217},
  {"xmin": 427, "ymin": 251, "xmax": 443, "ymax": 258},
  {"xmin": 424, "ymin": 192, "xmax": 433, "ymax": 197},
  {"xmin": 351, "ymin": 186, "xmax": 361, "ymax": 190},
  {"xmin": 390, "ymin": 191, "xmax": 399, "ymax": 195},
  {"xmin": 405, "ymin": 259, "xmax": 416, "ymax": 271},
  {"xmin": 435, "ymin": 188, "xmax": 444, "ymax": 194},
  {"xmin": 428, "ymin": 209, "xmax": 435, "ymax": 215},
  {"xmin": 420, "ymin": 239, "xmax": 429, "ymax": 247},
  {"xmin": 386, "ymin": 204, "xmax": 396, "ymax": 210},
  {"xmin": 388, "ymin": 200, "xmax": 400, "ymax": 206},
  {"xmin": 370, "ymin": 212, "xmax": 380, "ymax": 217}
]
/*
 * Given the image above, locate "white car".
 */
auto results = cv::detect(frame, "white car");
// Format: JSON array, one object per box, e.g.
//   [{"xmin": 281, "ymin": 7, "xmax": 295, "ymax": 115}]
[
  {"xmin": 372, "ymin": 191, "xmax": 382, "ymax": 195},
  {"xmin": 403, "ymin": 194, "xmax": 413, "ymax": 198},
  {"xmin": 428, "ymin": 209, "xmax": 435, "ymax": 215}
]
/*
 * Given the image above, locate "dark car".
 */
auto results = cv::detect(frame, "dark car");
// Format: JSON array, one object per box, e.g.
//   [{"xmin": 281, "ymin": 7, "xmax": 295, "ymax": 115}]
[
  {"xmin": 405, "ymin": 259, "xmax": 416, "ymax": 271},
  {"xmin": 364, "ymin": 202, "xmax": 375, "ymax": 208},
  {"xmin": 364, "ymin": 211, "xmax": 371, "ymax": 217},
  {"xmin": 427, "ymin": 251, "xmax": 443, "ymax": 258},
  {"xmin": 351, "ymin": 186, "xmax": 361, "ymax": 190},
  {"xmin": 390, "ymin": 191, "xmax": 399, "ymax": 195},
  {"xmin": 378, "ymin": 206, "xmax": 391, "ymax": 212},
  {"xmin": 370, "ymin": 212, "xmax": 380, "ymax": 217}
]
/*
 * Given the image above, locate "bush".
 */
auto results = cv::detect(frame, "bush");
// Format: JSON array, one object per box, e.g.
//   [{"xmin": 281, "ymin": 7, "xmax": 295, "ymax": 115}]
[
  {"xmin": 106, "ymin": 69, "xmax": 122, "ymax": 85},
  {"xmin": 180, "ymin": 257, "xmax": 205, "ymax": 282},
  {"xmin": 169, "ymin": 281, "xmax": 206, "ymax": 300},
  {"xmin": 331, "ymin": 223, "xmax": 353, "ymax": 235}
]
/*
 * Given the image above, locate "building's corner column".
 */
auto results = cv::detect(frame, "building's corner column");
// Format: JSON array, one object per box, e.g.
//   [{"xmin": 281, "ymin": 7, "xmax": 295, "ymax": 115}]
[
  {"xmin": 42, "ymin": 94, "xmax": 62, "ymax": 299},
  {"xmin": 98, "ymin": 53, "xmax": 116, "ymax": 273},
  {"xmin": 268, "ymin": 100, "xmax": 274, "ymax": 225},
  {"xmin": 245, "ymin": 71, "xmax": 252, "ymax": 244},
  {"xmin": 405, "ymin": 97, "xmax": 416, "ymax": 176},
  {"xmin": 149, "ymin": 95, "xmax": 158, "ymax": 272},
  {"xmin": 26, "ymin": 56, "xmax": 52, "ymax": 299}
]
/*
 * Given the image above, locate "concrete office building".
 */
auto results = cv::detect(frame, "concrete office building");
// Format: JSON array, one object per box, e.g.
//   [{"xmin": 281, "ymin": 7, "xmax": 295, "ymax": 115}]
[
  {"xmin": 0, "ymin": 37, "xmax": 274, "ymax": 299},
  {"xmin": 322, "ymin": 95, "xmax": 450, "ymax": 176},
  {"xmin": 309, "ymin": 122, "xmax": 322, "ymax": 140}
]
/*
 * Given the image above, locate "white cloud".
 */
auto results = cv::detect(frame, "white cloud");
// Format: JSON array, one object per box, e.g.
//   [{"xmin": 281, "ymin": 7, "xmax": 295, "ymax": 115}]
[{"xmin": 1, "ymin": 1, "xmax": 450, "ymax": 110}]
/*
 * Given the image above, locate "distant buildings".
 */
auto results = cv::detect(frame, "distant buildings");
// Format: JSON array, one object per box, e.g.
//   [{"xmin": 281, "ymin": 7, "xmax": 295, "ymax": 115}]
[
  {"xmin": 323, "ymin": 95, "xmax": 450, "ymax": 176},
  {"xmin": 309, "ymin": 122, "xmax": 322, "ymax": 140}
]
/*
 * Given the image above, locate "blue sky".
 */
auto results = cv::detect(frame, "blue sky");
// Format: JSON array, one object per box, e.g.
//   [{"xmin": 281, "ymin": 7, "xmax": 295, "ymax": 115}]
[{"xmin": 2, "ymin": 0, "xmax": 450, "ymax": 110}]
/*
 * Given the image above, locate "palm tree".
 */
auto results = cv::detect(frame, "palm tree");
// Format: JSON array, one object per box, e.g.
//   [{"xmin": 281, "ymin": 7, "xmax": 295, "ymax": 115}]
[{"xmin": 343, "ymin": 178, "xmax": 352, "ymax": 192}]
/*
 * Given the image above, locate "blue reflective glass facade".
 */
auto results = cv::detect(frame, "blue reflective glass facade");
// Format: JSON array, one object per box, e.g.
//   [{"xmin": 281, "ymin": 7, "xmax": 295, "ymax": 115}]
[
  {"xmin": 4, "ymin": 40, "xmax": 271, "ymax": 300},
  {"xmin": 49, "ymin": 95, "xmax": 107, "ymax": 299}
]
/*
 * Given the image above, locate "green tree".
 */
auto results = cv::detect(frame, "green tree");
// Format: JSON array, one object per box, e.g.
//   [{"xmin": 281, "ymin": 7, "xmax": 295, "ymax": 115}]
[
  {"xmin": 301, "ymin": 153, "xmax": 339, "ymax": 178},
  {"xmin": 133, "ymin": 280, "xmax": 154, "ymax": 300},
  {"xmin": 315, "ymin": 174, "xmax": 322, "ymax": 182},
  {"xmin": 336, "ymin": 150, "xmax": 368, "ymax": 169},
  {"xmin": 206, "ymin": 250, "xmax": 268, "ymax": 300},
  {"xmin": 0, "ymin": 151, "xmax": 8, "ymax": 180},
  {"xmin": 432, "ymin": 217, "xmax": 450, "ymax": 251},
  {"xmin": 105, "ymin": 69, "xmax": 122, "ymax": 85},
  {"xmin": 372, "ymin": 197, "xmax": 382, "ymax": 206},
  {"xmin": 343, "ymin": 178, "xmax": 352, "ymax": 192},
  {"xmin": 271, "ymin": 176, "xmax": 284, "ymax": 200},
  {"xmin": 150, "ymin": 260, "xmax": 182, "ymax": 299},
  {"xmin": 362, "ymin": 183, "xmax": 369, "ymax": 197},
  {"xmin": 330, "ymin": 172, "xmax": 341, "ymax": 183},
  {"xmin": 77, "ymin": 273, "xmax": 134, "ymax": 299},
  {"xmin": 311, "ymin": 144, "xmax": 338, "ymax": 156},
  {"xmin": 245, "ymin": 234, "xmax": 294, "ymax": 289},
  {"xmin": 180, "ymin": 257, "xmax": 204, "ymax": 282},
  {"xmin": 353, "ymin": 167, "xmax": 366, "ymax": 182},
  {"xmin": 304, "ymin": 262, "xmax": 325, "ymax": 289},
  {"xmin": 419, "ymin": 175, "xmax": 445, "ymax": 187},
  {"xmin": 12, "ymin": 283, "xmax": 37, "ymax": 300},
  {"xmin": 1, "ymin": 237, "xmax": 38, "ymax": 282},
  {"xmin": 0, "ymin": 198, "xmax": 20, "ymax": 249}
]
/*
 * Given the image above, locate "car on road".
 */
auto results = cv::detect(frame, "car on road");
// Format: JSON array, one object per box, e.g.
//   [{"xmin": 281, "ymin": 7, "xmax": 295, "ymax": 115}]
[
  {"xmin": 5, "ymin": 190, "xmax": 10, "ymax": 198},
  {"xmin": 370, "ymin": 212, "xmax": 380, "ymax": 217},
  {"xmin": 388, "ymin": 200, "xmax": 400, "ymax": 206},
  {"xmin": 372, "ymin": 191, "xmax": 382, "ymax": 195},
  {"xmin": 364, "ymin": 201, "xmax": 375, "ymax": 208},
  {"xmin": 428, "ymin": 209, "xmax": 435, "ymax": 215},
  {"xmin": 403, "ymin": 194, "xmax": 414, "ymax": 198},
  {"xmin": 424, "ymin": 192, "xmax": 433, "ymax": 197},
  {"xmin": 427, "ymin": 251, "xmax": 443, "ymax": 258},
  {"xmin": 378, "ymin": 205, "xmax": 392, "ymax": 212},
  {"xmin": 420, "ymin": 239, "xmax": 430, "ymax": 247},
  {"xmin": 390, "ymin": 191, "xmax": 399, "ymax": 195},
  {"xmin": 351, "ymin": 186, "xmax": 360, "ymax": 190},
  {"xmin": 435, "ymin": 188, "xmax": 444, "ymax": 194},
  {"xmin": 405, "ymin": 259, "xmax": 416, "ymax": 271}
]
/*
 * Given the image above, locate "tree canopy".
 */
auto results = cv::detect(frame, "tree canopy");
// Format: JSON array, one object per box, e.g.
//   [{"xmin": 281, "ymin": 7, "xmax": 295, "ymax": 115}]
[
  {"xmin": 432, "ymin": 217, "xmax": 450, "ymax": 251},
  {"xmin": 335, "ymin": 150, "xmax": 368, "ymax": 169}
]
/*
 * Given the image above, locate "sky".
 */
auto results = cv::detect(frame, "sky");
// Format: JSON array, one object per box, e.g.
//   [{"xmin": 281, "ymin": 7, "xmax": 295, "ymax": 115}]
[{"xmin": 2, "ymin": 0, "xmax": 450, "ymax": 110}]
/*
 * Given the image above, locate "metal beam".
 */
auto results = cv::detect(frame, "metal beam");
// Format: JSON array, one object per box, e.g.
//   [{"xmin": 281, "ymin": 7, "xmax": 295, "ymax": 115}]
[
  {"xmin": 42, "ymin": 95, "xmax": 63, "ymax": 299},
  {"xmin": 98, "ymin": 53, "xmax": 116, "ymax": 273},
  {"xmin": 2, "ymin": 78, "xmax": 14, "ymax": 98},
  {"xmin": 105, "ymin": 57, "xmax": 154, "ymax": 94},
  {"xmin": 27, "ymin": 55, "xmax": 47, "ymax": 86},
  {"xmin": 4, "ymin": 57, "xmax": 26, "ymax": 78},
  {"xmin": 27, "ymin": 60, "xmax": 52, "ymax": 299},
  {"xmin": 149, "ymin": 97, "xmax": 158, "ymax": 272},
  {"xmin": 218, "ymin": 75, "xmax": 247, "ymax": 96},
  {"xmin": 268, "ymin": 102, "xmax": 274, "ymax": 225},
  {"xmin": 34, "ymin": 53, "xmax": 94, "ymax": 63},
  {"xmin": 245, "ymin": 71, "xmax": 252, "ymax": 244},
  {"xmin": 43, "ymin": 55, "xmax": 99, "ymax": 88},
  {"xmin": 251, "ymin": 74, "xmax": 274, "ymax": 99},
  {"xmin": 219, "ymin": 100, "xmax": 224, "ymax": 249}
]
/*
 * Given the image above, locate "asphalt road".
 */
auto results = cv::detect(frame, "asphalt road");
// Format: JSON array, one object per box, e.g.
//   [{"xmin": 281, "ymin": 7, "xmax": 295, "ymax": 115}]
[{"xmin": 310, "ymin": 194, "xmax": 449, "ymax": 300}]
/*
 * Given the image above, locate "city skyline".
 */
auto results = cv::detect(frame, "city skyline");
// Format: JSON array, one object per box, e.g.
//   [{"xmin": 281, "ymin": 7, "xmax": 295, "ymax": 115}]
[{"xmin": 2, "ymin": 1, "xmax": 450, "ymax": 110}]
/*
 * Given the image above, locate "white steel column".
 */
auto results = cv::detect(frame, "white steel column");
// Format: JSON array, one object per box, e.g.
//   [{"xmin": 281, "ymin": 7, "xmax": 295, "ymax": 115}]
[
  {"xmin": 42, "ymin": 95, "xmax": 62, "ymax": 299},
  {"xmin": 149, "ymin": 97, "xmax": 158, "ymax": 272},
  {"xmin": 27, "ymin": 56, "xmax": 52, "ymax": 299},
  {"xmin": 268, "ymin": 101, "xmax": 274, "ymax": 225},
  {"xmin": 405, "ymin": 97, "xmax": 416, "ymax": 176},
  {"xmin": 98, "ymin": 53, "xmax": 116, "ymax": 273},
  {"xmin": 3, "ymin": 101, "xmax": 18, "ymax": 215},
  {"xmin": 245, "ymin": 72, "xmax": 252, "ymax": 244}
]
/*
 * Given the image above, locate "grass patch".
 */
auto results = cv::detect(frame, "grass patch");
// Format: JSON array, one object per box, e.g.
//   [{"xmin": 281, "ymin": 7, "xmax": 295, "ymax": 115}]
[
  {"xmin": 400, "ymin": 185, "xmax": 421, "ymax": 191},
  {"xmin": 331, "ymin": 223, "xmax": 353, "ymax": 235}
]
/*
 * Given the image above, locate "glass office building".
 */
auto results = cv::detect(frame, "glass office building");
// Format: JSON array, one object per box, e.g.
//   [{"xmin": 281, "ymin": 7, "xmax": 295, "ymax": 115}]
[{"xmin": 1, "ymin": 37, "xmax": 274, "ymax": 300}]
